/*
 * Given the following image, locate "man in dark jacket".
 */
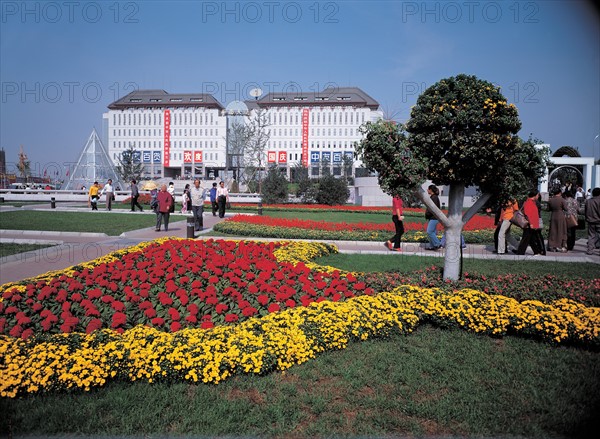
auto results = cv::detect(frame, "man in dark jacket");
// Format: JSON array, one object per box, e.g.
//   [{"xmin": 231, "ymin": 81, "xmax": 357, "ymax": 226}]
[
  {"xmin": 130, "ymin": 179, "xmax": 143, "ymax": 212},
  {"xmin": 584, "ymin": 187, "xmax": 600, "ymax": 255}
]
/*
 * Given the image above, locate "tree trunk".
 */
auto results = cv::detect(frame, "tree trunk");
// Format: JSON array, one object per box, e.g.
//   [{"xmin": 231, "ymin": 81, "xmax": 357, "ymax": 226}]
[{"xmin": 442, "ymin": 184, "xmax": 466, "ymax": 281}]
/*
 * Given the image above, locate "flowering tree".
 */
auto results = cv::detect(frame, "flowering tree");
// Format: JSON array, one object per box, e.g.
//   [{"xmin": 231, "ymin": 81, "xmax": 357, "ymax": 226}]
[{"xmin": 357, "ymin": 74, "xmax": 549, "ymax": 280}]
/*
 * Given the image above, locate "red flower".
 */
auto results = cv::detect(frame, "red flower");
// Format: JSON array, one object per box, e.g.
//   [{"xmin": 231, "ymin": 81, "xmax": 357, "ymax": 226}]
[
  {"xmin": 268, "ymin": 303, "xmax": 280, "ymax": 313},
  {"xmin": 242, "ymin": 307, "xmax": 257, "ymax": 317},
  {"xmin": 151, "ymin": 317, "xmax": 165, "ymax": 326},
  {"xmin": 285, "ymin": 299, "xmax": 296, "ymax": 308},
  {"xmin": 201, "ymin": 321, "xmax": 214, "ymax": 329},
  {"xmin": 257, "ymin": 295, "xmax": 269, "ymax": 306},
  {"xmin": 86, "ymin": 318, "xmax": 103, "ymax": 333},
  {"xmin": 185, "ymin": 315, "xmax": 197, "ymax": 323},
  {"xmin": 170, "ymin": 321, "xmax": 182, "ymax": 332},
  {"xmin": 144, "ymin": 308, "xmax": 157, "ymax": 318},
  {"xmin": 225, "ymin": 313, "xmax": 239, "ymax": 323},
  {"xmin": 111, "ymin": 312, "xmax": 127, "ymax": 328},
  {"xmin": 215, "ymin": 304, "xmax": 228, "ymax": 314},
  {"xmin": 168, "ymin": 308, "xmax": 180, "ymax": 321},
  {"xmin": 111, "ymin": 301, "xmax": 125, "ymax": 311}
]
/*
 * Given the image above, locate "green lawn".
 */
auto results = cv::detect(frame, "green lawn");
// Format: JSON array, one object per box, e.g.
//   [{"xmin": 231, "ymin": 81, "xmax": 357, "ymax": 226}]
[
  {"xmin": 0, "ymin": 211, "xmax": 188, "ymax": 236},
  {"xmin": 316, "ymin": 253, "xmax": 600, "ymax": 278},
  {"xmin": 0, "ymin": 243, "xmax": 57, "ymax": 258},
  {"xmin": 2, "ymin": 326, "xmax": 597, "ymax": 438}
]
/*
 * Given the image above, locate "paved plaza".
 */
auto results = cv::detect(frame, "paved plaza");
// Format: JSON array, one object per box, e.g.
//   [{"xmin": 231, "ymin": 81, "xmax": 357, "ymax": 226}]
[{"xmin": 0, "ymin": 204, "xmax": 598, "ymax": 286}]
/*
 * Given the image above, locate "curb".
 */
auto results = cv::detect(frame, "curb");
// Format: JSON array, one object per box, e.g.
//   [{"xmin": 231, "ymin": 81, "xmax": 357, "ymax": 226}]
[{"xmin": 0, "ymin": 229, "xmax": 108, "ymax": 238}]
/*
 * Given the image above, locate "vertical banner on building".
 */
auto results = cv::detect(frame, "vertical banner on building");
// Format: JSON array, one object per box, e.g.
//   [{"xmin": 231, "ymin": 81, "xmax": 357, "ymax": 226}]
[
  {"xmin": 301, "ymin": 108, "xmax": 309, "ymax": 167},
  {"xmin": 278, "ymin": 151, "xmax": 287, "ymax": 163},
  {"xmin": 267, "ymin": 151, "xmax": 277, "ymax": 163},
  {"xmin": 193, "ymin": 151, "xmax": 203, "ymax": 163},
  {"xmin": 143, "ymin": 151, "xmax": 151, "ymax": 163},
  {"xmin": 163, "ymin": 110, "xmax": 171, "ymax": 167},
  {"xmin": 183, "ymin": 151, "xmax": 192, "ymax": 163}
]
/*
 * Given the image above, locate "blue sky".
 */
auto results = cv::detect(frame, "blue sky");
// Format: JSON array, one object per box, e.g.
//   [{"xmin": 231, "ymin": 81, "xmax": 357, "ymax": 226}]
[{"xmin": 1, "ymin": 0, "xmax": 599, "ymax": 177}]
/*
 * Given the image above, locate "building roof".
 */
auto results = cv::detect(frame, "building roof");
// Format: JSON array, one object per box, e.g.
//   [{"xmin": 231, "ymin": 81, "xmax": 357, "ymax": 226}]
[
  {"xmin": 245, "ymin": 87, "xmax": 380, "ymax": 109},
  {"xmin": 107, "ymin": 89, "xmax": 224, "ymax": 110}
]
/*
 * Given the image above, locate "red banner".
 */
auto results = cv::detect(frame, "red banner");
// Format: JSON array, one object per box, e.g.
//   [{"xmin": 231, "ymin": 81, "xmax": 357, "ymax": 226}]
[
  {"xmin": 193, "ymin": 151, "xmax": 203, "ymax": 163},
  {"xmin": 301, "ymin": 108, "xmax": 309, "ymax": 167},
  {"xmin": 183, "ymin": 150, "xmax": 192, "ymax": 163},
  {"xmin": 163, "ymin": 110, "xmax": 171, "ymax": 167},
  {"xmin": 267, "ymin": 151, "xmax": 276, "ymax": 163},
  {"xmin": 278, "ymin": 151, "xmax": 287, "ymax": 163}
]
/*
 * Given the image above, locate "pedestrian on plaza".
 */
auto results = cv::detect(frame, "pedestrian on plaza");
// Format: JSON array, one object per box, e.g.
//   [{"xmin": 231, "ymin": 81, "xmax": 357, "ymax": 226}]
[
  {"xmin": 167, "ymin": 182, "xmax": 176, "ymax": 213},
  {"xmin": 563, "ymin": 190, "xmax": 579, "ymax": 251},
  {"xmin": 88, "ymin": 181, "xmax": 100, "ymax": 211},
  {"xmin": 209, "ymin": 182, "xmax": 218, "ymax": 216},
  {"xmin": 217, "ymin": 180, "xmax": 229, "ymax": 218},
  {"xmin": 583, "ymin": 187, "xmax": 600, "ymax": 255},
  {"xmin": 189, "ymin": 179, "xmax": 205, "ymax": 232},
  {"xmin": 425, "ymin": 184, "xmax": 442, "ymax": 250},
  {"xmin": 155, "ymin": 184, "xmax": 174, "ymax": 232},
  {"xmin": 385, "ymin": 196, "xmax": 404, "ymax": 252},
  {"xmin": 150, "ymin": 188, "xmax": 159, "ymax": 213},
  {"xmin": 496, "ymin": 199, "xmax": 520, "ymax": 255},
  {"xmin": 130, "ymin": 179, "xmax": 143, "ymax": 212},
  {"xmin": 547, "ymin": 187, "xmax": 568, "ymax": 252},
  {"xmin": 100, "ymin": 179, "xmax": 114, "ymax": 211},
  {"xmin": 575, "ymin": 186, "xmax": 585, "ymax": 201},
  {"xmin": 181, "ymin": 184, "xmax": 191, "ymax": 214},
  {"xmin": 513, "ymin": 190, "xmax": 544, "ymax": 256}
]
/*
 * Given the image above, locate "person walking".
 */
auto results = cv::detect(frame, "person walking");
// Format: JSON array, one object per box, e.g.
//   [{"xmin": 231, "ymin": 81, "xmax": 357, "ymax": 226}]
[
  {"xmin": 584, "ymin": 187, "xmax": 600, "ymax": 255},
  {"xmin": 216, "ymin": 181, "xmax": 229, "ymax": 218},
  {"xmin": 100, "ymin": 179, "xmax": 114, "ymax": 211},
  {"xmin": 88, "ymin": 181, "xmax": 100, "ymax": 211},
  {"xmin": 425, "ymin": 184, "xmax": 442, "ymax": 250},
  {"xmin": 155, "ymin": 184, "xmax": 174, "ymax": 232},
  {"xmin": 385, "ymin": 196, "xmax": 404, "ymax": 252},
  {"xmin": 209, "ymin": 182, "xmax": 218, "ymax": 216},
  {"xmin": 189, "ymin": 179, "xmax": 205, "ymax": 232},
  {"xmin": 513, "ymin": 190, "xmax": 544, "ymax": 256},
  {"xmin": 167, "ymin": 182, "xmax": 176, "ymax": 213},
  {"xmin": 547, "ymin": 188, "xmax": 568, "ymax": 252},
  {"xmin": 563, "ymin": 190, "xmax": 579, "ymax": 251},
  {"xmin": 181, "ymin": 184, "xmax": 191, "ymax": 214},
  {"xmin": 130, "ymin": 179, "xmax": 143, "ymax": 212},
  {"xmin": 497, "ymin": 199, "xmax": 520, "ymax": 255}
]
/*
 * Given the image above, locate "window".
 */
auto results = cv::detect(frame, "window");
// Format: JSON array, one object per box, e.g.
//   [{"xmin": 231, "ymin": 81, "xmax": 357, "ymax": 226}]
[
  {"xmin": 190, "ymin": 97, "xmax": 203, "ymax": 102},
  {"xmin": 130, "ymin": 98, "xmax": 142, "ymax": 102},
  {"xmin": 150, "ymin": 98, "xmax": 162, "ymax": 102},
  {"xmin": 293, "ymin": 97, "xmax": 307, "ymax": 101},
  {"xmin": 273, "ymin": 97, "xmax": 286, "ymax": 101},
  {"xmin": 170, "ymin": 98, "xmax": 182, "ymax": 102}
]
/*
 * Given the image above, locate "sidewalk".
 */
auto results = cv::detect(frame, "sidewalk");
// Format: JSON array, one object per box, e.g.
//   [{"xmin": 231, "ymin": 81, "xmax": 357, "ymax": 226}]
[{"xmin": 1, "ymin": 204, "xmax": 598, "ymax": 285}]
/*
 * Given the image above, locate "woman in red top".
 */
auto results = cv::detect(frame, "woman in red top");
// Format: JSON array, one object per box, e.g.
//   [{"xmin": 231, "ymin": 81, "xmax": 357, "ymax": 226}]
[
  {"xmin": 385, "ymin": 196, "xmax": 404, "ymax": 251},
  {"xmin": 513, "ymin": 190, "xmax": 544, "ymax": 256}
]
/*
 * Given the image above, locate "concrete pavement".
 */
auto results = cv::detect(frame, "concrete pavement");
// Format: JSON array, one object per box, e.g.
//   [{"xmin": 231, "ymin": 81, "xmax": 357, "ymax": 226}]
[{"xmin": 1, "ymin": 204, "xmax": 598, "ymax": 285}]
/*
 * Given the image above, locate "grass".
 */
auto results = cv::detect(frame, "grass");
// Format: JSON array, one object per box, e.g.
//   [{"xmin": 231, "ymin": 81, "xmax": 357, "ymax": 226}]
[
  {"xmin": 315, "ymin": 253, "xmax": 600, "ymax": 278},
  {"xmin": 0, "ymin": 243, "xmax": 56, "ymax": 258},
  {"xmin": 1, "ymin": 206, "xmax": 597, "ymax": 438},
  {"xmin": 2, "ymin": 326, "xmax": 597, "ymax": 437},
  {"xmin": 0, "ymin": 211, "xmax": 188, "ymax": 236}
]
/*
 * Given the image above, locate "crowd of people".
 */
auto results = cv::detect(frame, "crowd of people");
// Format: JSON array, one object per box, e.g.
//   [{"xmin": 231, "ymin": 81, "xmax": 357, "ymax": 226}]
[{"xmin": 383, "ymin": 184, "xmax": 600, "ymax": 257}]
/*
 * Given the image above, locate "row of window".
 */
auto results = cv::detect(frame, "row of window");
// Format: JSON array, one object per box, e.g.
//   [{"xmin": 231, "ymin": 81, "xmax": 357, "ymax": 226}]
[
  {"xmin": 112, "ymin": 140, "xmax": 222, "ymax": 149},
  {"xmin": 112, "ymin": 128, "xmax": 221, "ymax": 138},
  {"xmin": 111, "ymin": 111, "xmax": 219, "ymax": 127},
  {"xmin": 109, "ymin": 108, "xmax": 366, "ymax": 127}
]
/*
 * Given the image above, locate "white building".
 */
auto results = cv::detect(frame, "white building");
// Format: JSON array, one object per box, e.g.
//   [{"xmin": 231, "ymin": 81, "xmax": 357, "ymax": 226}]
[
  {"xmin": 103, "ymin": 89, "xmax": 226, "ymax": 180},
  {"xmin": 245, "ymin": 87, "xmax": 383, "ymax": 178},
  {"xmin": 103, "ymin": 87, "xmax": 383, "ymax": 180}
]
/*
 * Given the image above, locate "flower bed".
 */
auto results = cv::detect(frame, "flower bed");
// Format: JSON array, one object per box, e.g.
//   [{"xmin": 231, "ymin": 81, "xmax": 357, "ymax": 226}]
[
  {"xmin": 214, "ymin": 215, "xmax": 495, "ymax": 243},
  {"xmin": 1, "ymin": 238, "xmax": 598, "ymax": 398}
]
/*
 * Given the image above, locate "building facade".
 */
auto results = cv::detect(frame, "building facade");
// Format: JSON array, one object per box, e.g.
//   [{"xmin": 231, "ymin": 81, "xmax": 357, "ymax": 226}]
[{"xmin": 104, "ymin": 87, "xmax": 383, "ymax": 180}]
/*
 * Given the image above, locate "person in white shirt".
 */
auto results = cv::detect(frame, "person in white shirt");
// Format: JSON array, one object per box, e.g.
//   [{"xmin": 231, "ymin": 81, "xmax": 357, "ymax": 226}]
[
  {"xmin": 216, "ymin": 181, "xmax": 229, "ymax": 218},
  {"xmin": 100, "ymin": 179, "xmax": 114, "ymax": 211},
  {"xmin": 189, "ymin": 179, "xmax": 206, "ymax": 232}
]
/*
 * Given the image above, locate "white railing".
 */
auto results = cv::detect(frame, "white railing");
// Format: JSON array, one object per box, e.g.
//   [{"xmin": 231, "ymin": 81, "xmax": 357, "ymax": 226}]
[{"xmin": 0, "ymin": 189, "xmax": 262, "ymax": 204}]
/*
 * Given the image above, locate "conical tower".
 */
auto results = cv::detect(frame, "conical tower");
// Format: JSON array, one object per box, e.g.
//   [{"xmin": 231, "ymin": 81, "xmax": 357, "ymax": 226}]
[{"xmin": 64, "ymin": 129, "xmax": 125, "ymax": 190}]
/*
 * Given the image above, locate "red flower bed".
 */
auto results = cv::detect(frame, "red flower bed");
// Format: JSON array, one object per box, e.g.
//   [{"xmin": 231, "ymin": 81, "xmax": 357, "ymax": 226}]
[
  {"xmin": 0, "ymin": 239, "xmax": 375, "ymax": 338},
  {"xmin": 225, "ymin": 214, "xmax": 495, "ymax": 232}
]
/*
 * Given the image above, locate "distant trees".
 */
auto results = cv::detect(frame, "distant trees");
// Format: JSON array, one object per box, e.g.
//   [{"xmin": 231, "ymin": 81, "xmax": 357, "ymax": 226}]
[
  {"xmin": 261, "ymin": 166, "xmax": 289, "ymax": 204},
  {"xmin": 116, "ymin": 145, "xmax": 144, "ymax": 183}
]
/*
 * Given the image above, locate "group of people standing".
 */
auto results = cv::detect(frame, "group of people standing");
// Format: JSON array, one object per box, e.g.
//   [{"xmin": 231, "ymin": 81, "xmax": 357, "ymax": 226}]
[
  {"xmin": 385, "ymin": 183, "xmax": 600, "ymax": 256},
  {"xmin": 87, "ymin": 178, "xmax": 232, "ymax": 233},
  {"xmin": 494, "ymin": 186, "xmax": 600, "ymax": 256}
]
